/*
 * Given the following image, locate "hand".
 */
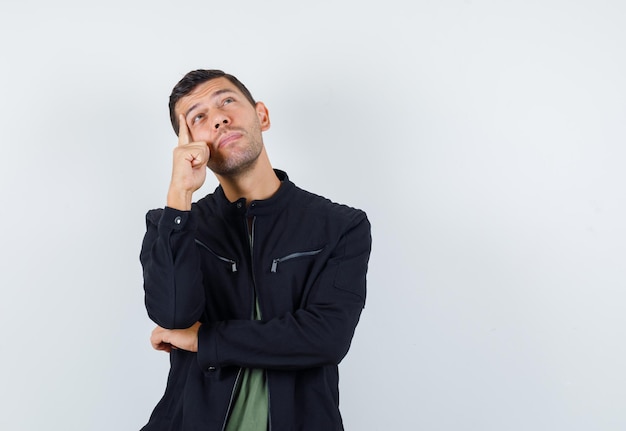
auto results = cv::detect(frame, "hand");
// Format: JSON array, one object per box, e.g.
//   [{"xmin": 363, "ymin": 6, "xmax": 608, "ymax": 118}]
[
  {"xmin": 150, "ymin": 321, "xmax": 201, "ymax": 353},
  {"xmin": 167, "ymin": 114, "xmax": 210, "ymax": 210}
]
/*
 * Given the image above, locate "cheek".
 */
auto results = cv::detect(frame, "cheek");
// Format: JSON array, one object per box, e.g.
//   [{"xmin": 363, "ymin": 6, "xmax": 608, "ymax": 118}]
[{"xmin": 190, "ymin": 127, "xmax": 210, "ymax": 142}]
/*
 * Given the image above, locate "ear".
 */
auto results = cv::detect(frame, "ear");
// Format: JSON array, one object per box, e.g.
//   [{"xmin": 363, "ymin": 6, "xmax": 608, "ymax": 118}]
[{"xmin": 255, "ymin": 101, "xmax": 271, "ymax": 131}]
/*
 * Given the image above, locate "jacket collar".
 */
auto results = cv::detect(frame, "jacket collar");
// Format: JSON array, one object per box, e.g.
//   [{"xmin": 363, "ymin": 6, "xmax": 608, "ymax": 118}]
[{"xmin": 213, "ymin": 169, "xmax": 295, "ymax": 217}]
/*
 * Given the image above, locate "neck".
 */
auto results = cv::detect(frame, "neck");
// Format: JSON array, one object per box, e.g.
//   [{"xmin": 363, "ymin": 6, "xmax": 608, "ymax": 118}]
[{"xmin": 215, "ymin": 148, "xmax": 281, "ymax": 204}]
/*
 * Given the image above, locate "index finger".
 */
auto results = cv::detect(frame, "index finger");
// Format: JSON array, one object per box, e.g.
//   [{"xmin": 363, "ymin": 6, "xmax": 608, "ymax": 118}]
[{"xmin": 178, "ymin": 114, "xmax": 191, "ymax": 146}]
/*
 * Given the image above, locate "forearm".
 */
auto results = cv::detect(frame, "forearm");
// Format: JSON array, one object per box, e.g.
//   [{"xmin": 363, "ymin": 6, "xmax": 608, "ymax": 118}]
[
  {"xmin": 197, "ymin": 298, "xmax": 364, "ymax": 370},
  {"xmin": 141, "ymin": 207, "xmax": 205, "ymax": 329}
]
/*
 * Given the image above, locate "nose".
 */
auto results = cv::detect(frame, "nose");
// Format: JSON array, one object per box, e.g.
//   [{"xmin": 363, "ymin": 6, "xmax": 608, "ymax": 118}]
[{"xmin": 214, "ymin": 118, "xmax": 229, "ymax": 130}]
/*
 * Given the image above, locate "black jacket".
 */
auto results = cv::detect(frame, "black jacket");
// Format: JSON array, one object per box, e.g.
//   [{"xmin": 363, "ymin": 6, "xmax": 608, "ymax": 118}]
[{"xmin": 140, "ymin": 170, "xmax": 371, "ymax": 430}]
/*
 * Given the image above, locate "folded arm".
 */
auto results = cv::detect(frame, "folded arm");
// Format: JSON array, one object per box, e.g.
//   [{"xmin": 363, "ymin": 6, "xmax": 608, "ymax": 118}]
[
  {"xmin": 195, "ymin": 214, "xmax": 371, "ymax": 370},
  {"xmin": 140, "ymin": 207, "xmax": 205, "ymax": 329}
]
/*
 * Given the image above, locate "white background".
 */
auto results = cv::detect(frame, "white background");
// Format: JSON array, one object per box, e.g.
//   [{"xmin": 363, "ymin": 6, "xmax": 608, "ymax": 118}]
[{"xmin": 1, "ymin": 1, "xmax": 625, "ymax": 430}]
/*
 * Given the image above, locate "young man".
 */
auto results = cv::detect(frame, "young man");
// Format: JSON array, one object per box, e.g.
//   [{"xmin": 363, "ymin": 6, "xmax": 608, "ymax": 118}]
[{"xmin": 140, "ymin": 69, "xmax": 371, "ymax": 430}]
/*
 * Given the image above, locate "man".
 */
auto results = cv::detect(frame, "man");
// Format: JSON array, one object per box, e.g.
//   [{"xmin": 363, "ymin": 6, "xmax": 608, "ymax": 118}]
[{"xmin": 140, "ymin": 69, "xmax": 371, "ymax": 430}]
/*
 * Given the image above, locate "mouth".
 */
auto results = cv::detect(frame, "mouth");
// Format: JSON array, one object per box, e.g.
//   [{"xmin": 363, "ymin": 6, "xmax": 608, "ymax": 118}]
[{"xmin": 217, "ymin": 131, "xmax": 243, "ymax": 149}]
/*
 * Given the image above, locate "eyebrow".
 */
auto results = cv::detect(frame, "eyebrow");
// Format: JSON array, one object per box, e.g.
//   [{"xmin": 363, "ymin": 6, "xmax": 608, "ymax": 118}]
[{"xmin": 184, "ymin": 89, "xmax": 237, "ymax": 119}]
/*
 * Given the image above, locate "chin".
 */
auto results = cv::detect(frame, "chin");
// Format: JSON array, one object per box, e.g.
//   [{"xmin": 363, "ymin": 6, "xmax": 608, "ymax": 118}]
[{"xmin": 209, "ymin": 157, "xmax": 258, "ymax": 177}]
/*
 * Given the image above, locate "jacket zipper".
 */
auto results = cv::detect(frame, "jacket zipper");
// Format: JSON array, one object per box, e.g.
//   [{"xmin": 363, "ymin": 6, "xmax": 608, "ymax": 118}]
[
  {"xmin": 248, "ymin": 217, "xmax": 258, "ymax": 319},
  {"xmin": 195, "ymin": 239, "xmax": 238, "ymax": 272},
  {"xmin": 267, "ymin": 380, "xmax": 273, "ymax": 431},
  {"xmin": 270, "ymin": 248, "xmax": 324, "ymax": 273},
  {"xmin": 220, "ymin": 368, "xmax": 243, "ymax": 431},
  {"xmin": 248, "ymin": 216, "xmax": 272, "ymax": 431}
]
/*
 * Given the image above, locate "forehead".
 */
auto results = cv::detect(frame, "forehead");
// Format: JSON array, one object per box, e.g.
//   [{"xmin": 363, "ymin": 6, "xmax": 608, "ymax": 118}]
[{"xmin": 175, "ymin": 77, "xmax": 242, "ymax": 116}]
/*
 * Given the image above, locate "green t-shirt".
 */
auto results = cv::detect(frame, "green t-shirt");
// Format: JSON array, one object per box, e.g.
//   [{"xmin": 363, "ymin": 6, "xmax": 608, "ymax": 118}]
[
  {"xmin": 225, "ymin": 300, "xmax": 268, "ymax": 431},
  {"xmin": 225, "ymin": 368, "xmax": 268, "ymax": 430}
]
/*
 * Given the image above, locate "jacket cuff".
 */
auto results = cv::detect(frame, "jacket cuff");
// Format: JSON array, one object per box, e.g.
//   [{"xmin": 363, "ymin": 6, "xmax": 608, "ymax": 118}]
[
  {"xmin": 158, "ymin": 206, "xmax": 195, "ymax": 232},
  {"xmin": 197, "ymin": 322, "xmax": 219, "ymax": 371}
]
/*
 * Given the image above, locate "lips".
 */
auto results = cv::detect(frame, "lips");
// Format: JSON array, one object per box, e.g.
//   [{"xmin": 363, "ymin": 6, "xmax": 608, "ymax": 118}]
[{"xmin": 217, "ymin": 132, "xmax": 242, "ymax": 149}]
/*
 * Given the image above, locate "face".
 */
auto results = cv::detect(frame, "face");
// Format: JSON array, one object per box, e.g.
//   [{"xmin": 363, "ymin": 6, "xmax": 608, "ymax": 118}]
[{"xmin": 175, "ymin": 77, "xmax": 270, "ymax": 177}]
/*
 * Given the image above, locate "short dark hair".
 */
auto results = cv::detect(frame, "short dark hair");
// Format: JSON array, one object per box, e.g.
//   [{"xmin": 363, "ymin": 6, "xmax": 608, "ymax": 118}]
[{"xmin": 168, "ymin": 69, "xmax": 257, "ymax": 134}]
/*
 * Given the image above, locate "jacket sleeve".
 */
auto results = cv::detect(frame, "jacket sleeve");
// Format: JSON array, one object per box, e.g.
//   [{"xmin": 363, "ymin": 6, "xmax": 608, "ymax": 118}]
[
  {"xmin": 140, "ymin": 206, "xmax": 205, "ymax": 329},
  {"xmin": 196, "ymin": 212, "xmax": 371, "ymax": 371}
]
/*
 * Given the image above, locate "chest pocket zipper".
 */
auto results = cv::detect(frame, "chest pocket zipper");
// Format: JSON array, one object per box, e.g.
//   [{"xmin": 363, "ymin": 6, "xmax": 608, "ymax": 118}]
[
  {"xmin": 271, "ymin": 248, "xmax": 323, "ymax": 273},
  {"xmin": 195, "ymin": 239, "xmax": 238, "ymax": 273}
]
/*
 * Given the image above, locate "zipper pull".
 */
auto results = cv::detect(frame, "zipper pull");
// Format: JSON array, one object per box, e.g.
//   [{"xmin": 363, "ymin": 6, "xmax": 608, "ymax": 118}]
[
  {"xmin": 231, "ymin": 262, "xmax": 238, "ymax": 272},
  {"xmin": 271, "ymin": 259, "xmax": 279, "ymax": 273}
]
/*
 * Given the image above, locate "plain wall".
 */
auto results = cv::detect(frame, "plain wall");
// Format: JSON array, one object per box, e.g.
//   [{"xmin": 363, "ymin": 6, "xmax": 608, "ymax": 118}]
[{"xmin": 1, "ymin": 1, "xmax": 625, "ymax": 429}]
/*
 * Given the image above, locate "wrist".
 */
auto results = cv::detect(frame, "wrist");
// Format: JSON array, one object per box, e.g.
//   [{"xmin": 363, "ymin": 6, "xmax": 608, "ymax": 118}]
[{"xmin": 167, "ymin": 188, "xmax": 193, "ymax": 211}]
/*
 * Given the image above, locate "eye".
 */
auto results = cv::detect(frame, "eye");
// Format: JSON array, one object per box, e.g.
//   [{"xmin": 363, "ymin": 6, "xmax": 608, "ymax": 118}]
[
  {"xmin": 222, "ymin": 97, "xmax": 234, "ymax": 106},
  {"xmin": 191, "ymin": 113, "xmax": 205, "ymax": 125}
]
